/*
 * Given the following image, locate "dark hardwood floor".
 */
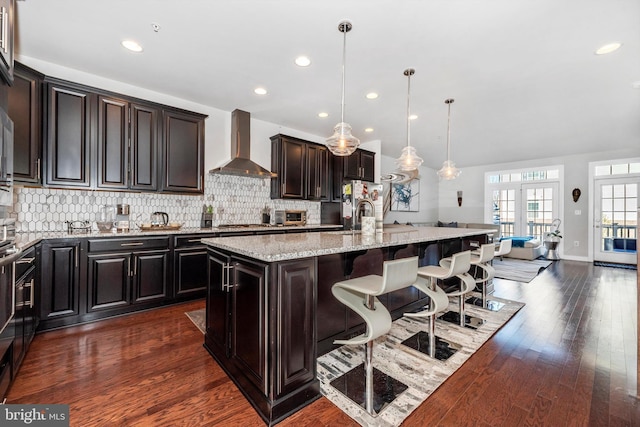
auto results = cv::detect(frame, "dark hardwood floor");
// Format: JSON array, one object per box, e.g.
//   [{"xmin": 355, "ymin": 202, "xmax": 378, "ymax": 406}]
[{"xmin": 7, "ymin": 260, "xmax": 639, "ymax": 426}]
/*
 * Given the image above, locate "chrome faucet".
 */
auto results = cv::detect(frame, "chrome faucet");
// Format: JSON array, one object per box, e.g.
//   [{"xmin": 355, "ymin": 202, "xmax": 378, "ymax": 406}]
[{"xmin": 355, "ymin": 199, "xmax": 375, "ymax": 230}]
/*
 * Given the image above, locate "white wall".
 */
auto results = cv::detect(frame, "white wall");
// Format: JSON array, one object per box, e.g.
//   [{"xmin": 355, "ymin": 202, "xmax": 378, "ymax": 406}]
[
  {"xmin": 437, "ymin": 147, "xmax": 640, "ymax": 260},
  {"xmin": 380, "ymin": 154, "xmax": 439, "ymax": 225}
]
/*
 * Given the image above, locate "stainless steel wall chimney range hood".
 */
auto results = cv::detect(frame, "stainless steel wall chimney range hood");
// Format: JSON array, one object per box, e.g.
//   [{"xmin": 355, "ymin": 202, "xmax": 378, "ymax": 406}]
[{"xmin": 209, "ymin": 109, "xmax": 276, "ymax": 178}]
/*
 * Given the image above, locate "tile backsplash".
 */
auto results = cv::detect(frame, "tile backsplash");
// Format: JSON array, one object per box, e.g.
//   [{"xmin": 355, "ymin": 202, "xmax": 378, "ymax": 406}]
[{"xmin": 10, "ymin": 174, "xmax": 321, "ymax": 233}]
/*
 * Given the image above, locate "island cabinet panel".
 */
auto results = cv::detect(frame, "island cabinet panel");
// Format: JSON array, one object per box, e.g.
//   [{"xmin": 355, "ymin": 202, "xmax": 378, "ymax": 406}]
[
  {"xmin": 205, "ymin": 249, "xmax": 320, "ymax": 425},
  {"xmin": 275, "ymin": 259, "xmax": 316, "ymax": 396},
  {"xmin": 230, "ymin": 260, "xmax": 268, "ymax": 394},
  {"xmin": 206, "ymin": 250, "xmax": 230, "ymax": 354}
]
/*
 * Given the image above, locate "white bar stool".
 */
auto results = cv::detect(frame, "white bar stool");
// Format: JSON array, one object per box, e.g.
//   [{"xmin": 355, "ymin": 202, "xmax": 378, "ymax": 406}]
[
  {"xmin": 435, "ymin": 251, "xmax": 483, "ymax": 329},
  {"xmin": 330, "ymin": 256, "xmax": 418, "ymax": 416},
  {"xmin": 468, "ymin": 243, "xmax": 505, "ymax": 311},
  {"xmin": 494, "ymin": 238, "xmax": 512, "ymax": 260},
  {"xmin": 400, "ymin": 251, "xmax": 471, "ymax": 360}
]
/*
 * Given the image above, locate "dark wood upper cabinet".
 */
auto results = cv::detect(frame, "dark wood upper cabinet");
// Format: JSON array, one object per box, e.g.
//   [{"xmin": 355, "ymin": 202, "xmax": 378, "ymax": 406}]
[
  {"xmin": 97, "ymin": 95, "xmax": 128, "ymax": 189},
  {"xmin": 8, "ymin": 62, "xmax": 42, "ymax": 183},
  {"xmin": 306, "ymin": 143, "xmax": 329, "ymax": 201},
  {"xmin": 271, "ymin": 134, "xmax": 330, "ymax": 200},
  {"xmin": 341, "ymin": 148, "xmax": 375, "ymax": 181},
  {"xmin": 130, "ymin": 102, "xmax": 159, "ymax": 191},
  {"xmin": 162, "ymin": 109, "xmax": 205, "ymax": 193},
  {"xmin": 97, "ymin": 96, "xmax": 160, "ymax": 191},
  {"xmin": 0, "ymin": 0, "xmax": 14, "ymax": 86},
  {"xmin": 45, "ymin": 80, "xmax": 93, "ymax": 188}
]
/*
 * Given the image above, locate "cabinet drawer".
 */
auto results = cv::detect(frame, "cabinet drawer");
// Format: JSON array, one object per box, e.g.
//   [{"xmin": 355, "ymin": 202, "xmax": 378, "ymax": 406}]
[
  {"xmin": 15, "ymin": 246, "xmax": 36, "ymax": 281},
  {"xmin": 174, "ymin": 234, "xmax": 218, "ymax": 249},
  {"xmin": 88, "ymin": 236, "xmax": 169, "ymax": 253}
]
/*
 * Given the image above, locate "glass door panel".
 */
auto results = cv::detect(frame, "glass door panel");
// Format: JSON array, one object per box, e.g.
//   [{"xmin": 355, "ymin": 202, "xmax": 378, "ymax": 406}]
[{"xmin": 594, "ymin": 178, "xmax": 637, "ymax": 264}]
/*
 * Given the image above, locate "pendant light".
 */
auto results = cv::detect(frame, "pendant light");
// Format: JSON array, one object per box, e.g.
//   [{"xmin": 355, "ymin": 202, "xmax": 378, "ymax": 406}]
[
  {"xmin": 437, "ymin": 98, "xmax": 462, "ymax": 180},
  {"xmin": 326, "ymin": 21, "xmax": 360, "ymax": 156},
  {"xmin": 395, "ymin": 68, "xmax": 424, "ymax": 171}
]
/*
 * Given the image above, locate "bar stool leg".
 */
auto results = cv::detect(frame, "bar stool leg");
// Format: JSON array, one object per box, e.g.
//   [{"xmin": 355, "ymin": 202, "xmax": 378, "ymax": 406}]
[{"xmin": 364, "ymin": 294, "xmax": 375, "ymax": 415}]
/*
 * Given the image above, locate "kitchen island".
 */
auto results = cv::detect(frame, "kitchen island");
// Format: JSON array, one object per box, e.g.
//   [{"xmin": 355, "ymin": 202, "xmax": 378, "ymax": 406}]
[{"xmin": 201, "ymin": 226, "xmax": 493, "ymax": 425}]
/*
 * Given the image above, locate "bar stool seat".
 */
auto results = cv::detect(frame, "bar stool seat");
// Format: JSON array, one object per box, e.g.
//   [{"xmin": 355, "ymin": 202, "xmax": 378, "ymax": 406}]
[{"xmin": 330, "ymin": 256, "xmax": 418, "ymax": 416}]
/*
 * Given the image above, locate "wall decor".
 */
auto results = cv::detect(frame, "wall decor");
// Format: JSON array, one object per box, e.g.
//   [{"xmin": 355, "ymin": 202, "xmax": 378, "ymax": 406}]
[
  {"xmin": 572, "ymin": 188, "xmax": 581, "ymax": 202},
  {"xmin": 391, "ymin": 179, "xmax": 420, "ymax": 212},
  {"xmin": 457, "ymin": 190, "xmax": 463, "ymax": 207}
]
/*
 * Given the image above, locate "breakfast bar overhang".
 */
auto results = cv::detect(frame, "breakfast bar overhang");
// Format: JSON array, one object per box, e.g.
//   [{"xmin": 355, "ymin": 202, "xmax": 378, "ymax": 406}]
[{"xmin": 201, "ymin": 226, "xmax": 493, "ymax": 425}]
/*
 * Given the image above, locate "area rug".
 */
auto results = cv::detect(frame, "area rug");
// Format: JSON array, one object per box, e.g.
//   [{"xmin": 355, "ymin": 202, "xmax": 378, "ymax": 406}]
[
  {"xmin": 317, "ymin": 293, "xmax": 524, "ymax": 426},
  {"xmin": 185, "ymin": 295, "xmax": 524, "ymax": 426},
  {"xmin": 185, "ymin": 309, "xmax": 205, "ymax": 334},
  {"xmin": 492, "ymin": 257, "xmax": 552, "ymax": 282}
]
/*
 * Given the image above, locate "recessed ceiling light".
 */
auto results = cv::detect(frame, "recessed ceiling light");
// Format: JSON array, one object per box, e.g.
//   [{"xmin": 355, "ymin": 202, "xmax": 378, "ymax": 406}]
[
  {"xmin": 254, "ymin": 87, "xmax": 267, "ymax": 95},
  {"xmin": 409, "ymin": 114, "xmax": 418, "ymax": 120},
  {"xmin": 364, "ymin": 128, "xmax": 374, "ymax": 133},
  {"xmin": 595, "ymin": 42, "xmax": 622, "ymax": 55},
  {"xmin": 318, "ymin": 112, "xmax": 329, "ymax": 118},
  {"xmin": 121, "ymin": 40, "xmax": 143, "ymax": 53},
  {"xmin": 295, "ymin": 56, "xmax": 311, "ymax": 67},
  {"xmin": 366, "ymin": 92, "xmax": 378, "ymax": 99}
]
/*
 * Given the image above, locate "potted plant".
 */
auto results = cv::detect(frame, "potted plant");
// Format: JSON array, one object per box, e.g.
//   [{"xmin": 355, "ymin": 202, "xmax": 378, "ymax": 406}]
[
  {"xmin": 544, "ymin": 219, "xmax": 562, "ymax": 260},
  {"xmin": 545, "ymin": 228, "xmax": 563, "ymax": 242}
]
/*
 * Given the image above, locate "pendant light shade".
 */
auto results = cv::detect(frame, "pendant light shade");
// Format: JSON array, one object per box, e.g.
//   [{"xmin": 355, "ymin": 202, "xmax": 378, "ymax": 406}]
[
  {"xmin": 395, "ymin": 68, "xmax": 423, "ymax": 171},
  {"xmin": 437, "ymin": 98, "xmax": 461, "ymax": 180},
  {"xmin": 326, "ymin": 21, "xmax": 360, "ymax": 156}
]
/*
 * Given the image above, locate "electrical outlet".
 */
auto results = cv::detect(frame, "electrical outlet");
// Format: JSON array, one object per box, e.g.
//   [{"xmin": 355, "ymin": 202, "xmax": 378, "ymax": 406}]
[{"xmin": 574, "ymin": 240, "xmax": 579, "ymax": 247}]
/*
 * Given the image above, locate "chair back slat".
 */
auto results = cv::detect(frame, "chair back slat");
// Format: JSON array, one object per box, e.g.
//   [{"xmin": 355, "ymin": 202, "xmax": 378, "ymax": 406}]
[{"xmin": 380, "ymin": 256, "xmax": 418, "ymax": 294}]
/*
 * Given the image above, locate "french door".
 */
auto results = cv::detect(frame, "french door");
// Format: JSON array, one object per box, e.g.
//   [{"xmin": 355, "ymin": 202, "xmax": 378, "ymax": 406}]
[
  {"xmin": 491, "ymin": 182, "xmax": 559, "ymax": 241},
  {"xmin": 593, "ymin": 177, "xmax": 638, "ymax": 264}
]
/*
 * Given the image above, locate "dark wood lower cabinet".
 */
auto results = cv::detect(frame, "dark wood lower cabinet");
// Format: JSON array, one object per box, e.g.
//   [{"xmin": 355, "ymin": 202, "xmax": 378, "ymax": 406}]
[
  {"xmin": 205, "ymin": 249, "xmax": 319, "ymax": 425},
  {"xmin": 39, "ymin": 240, "xmax": 81, "ymax": 324}
]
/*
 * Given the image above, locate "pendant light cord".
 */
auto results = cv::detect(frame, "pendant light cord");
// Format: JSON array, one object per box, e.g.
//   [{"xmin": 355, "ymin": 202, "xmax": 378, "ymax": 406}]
[
  {"xmin": 445, "ymin": 98, "xmax": 454, "ymax": 161},
  {"xmin": 406, "ymin": 72, "xmax": 411, "ymax": 148},
  {"xmin": 340, "ymin": 23, "xmax": 347, "ymax": 125}
]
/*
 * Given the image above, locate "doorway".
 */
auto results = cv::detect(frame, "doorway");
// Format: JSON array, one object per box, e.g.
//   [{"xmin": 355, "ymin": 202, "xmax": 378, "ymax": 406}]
[{"xmin": 593, "ymin": 177, "xmax": 638, "ymax": 264}]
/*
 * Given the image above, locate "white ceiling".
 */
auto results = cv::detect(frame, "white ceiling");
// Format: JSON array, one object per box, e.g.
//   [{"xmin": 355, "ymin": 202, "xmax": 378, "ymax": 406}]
[{"xmin": 13, "ymin": 0, "xmax": 640, "ymax": 169}]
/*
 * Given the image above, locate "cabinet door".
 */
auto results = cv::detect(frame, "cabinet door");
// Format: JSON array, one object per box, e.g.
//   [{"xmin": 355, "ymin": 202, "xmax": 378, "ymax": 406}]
[
  {"xmin": 360, "ymin": 150, "xmax": 376, "ymax": 182},
  {"xmin": 206, "ymin": 249, "xmax": 231, "ymax": 354},
  {"xmin": 306, "ymin": 144, "xmax": 329, "ymax": 201},
  {"xmin": 97, "ymin": 95, "xmax": 128, "ymax": 189},
  {"xmin": 8, "ymin": 63, "xmax": 42, "ymax": 184},
  {"xmin": 331, "ymin": 155, "xmax": 344, "ymax": 202},
  {"xmin": 45, "ymin": 82, "xmax": 92, "ymax": 187},
  {"xmin": 230, "ymin": 258, "xmax": 267, "ymax": 393},
  {"xmin": 280, "ymin": 137, "xmax": 305, "ymax": 198},
  {"xmin": 275, "ymin": 258, "xmax": 316, "ymax": 397},
  {"xmin": 0, "ymin": 0, "xmax": 14, "ymax": 85},
  {"xmin": 343, "ymin": 151, "xmax": 361, "ymax": 180},
  {"xmin": 40, "ymin": 241, "xmax": 81, "ymax": 320},
  {"xmin": 130, "ymin": 102, "xmax": 159, "ymax": 191},
  {"xmin": 132, "ymin": 249, "xmax": 169, "ymax": 303},
  {"xmin": 174, "ymin": 248, "xmax": 208, "ymax": 297},
  {"xmin": 87, "ymin": 253, "xmax": 130, "ymax": 312},
  {"xmin": 162, "ymin": 110, "xmax": 204, "ymax": 193}
]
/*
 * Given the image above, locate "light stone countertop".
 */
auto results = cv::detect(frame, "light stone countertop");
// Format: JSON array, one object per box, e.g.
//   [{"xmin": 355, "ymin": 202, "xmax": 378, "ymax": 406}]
[
  {"xmin": 202, "ymin": 226, "xmax": 494, "ymax": 262},
  {"xmin": 13, "ymin": 224, "xmax": 342, "ymax": 252}
]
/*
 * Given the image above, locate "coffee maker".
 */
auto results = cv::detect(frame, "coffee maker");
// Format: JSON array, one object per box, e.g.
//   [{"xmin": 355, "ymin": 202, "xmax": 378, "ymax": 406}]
[{"xmin": 115, "ymin": 204, "xmax": 130, "ymax": 232}]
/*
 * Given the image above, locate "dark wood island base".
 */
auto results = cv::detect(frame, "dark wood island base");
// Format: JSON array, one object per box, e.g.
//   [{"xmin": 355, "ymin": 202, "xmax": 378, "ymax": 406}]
[{"xmin": 202, "ymin": 227, "xmax": 492, "ymax": 424}]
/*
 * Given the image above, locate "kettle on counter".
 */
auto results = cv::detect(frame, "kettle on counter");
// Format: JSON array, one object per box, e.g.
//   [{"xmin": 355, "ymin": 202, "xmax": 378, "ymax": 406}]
[{"xmin": 151, "ymin": 211, "xmax": 169, "ymax": 226}]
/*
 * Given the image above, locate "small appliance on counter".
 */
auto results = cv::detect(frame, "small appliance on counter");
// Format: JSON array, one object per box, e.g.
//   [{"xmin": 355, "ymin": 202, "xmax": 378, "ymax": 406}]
[
  {"xmin": 201, "ymin": 205, "xmax": 214, "ymax": 228},
  {"xmin": 115, "ymin": 204, "xmax": 131, "ymax": 232},
  {"xmin": 274, "ymin": 210, "xmax": 306, "ymax": 226},
  {"xmin": 96, "ymin": 205, "xmax": 116, "ymax": 232}
]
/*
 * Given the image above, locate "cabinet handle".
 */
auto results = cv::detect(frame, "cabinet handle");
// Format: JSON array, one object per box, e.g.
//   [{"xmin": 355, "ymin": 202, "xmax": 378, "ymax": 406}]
[
  {"xmin": 132, "ymin": 256, "xmax": 137, "ymax": 276},
  {"xmin": 128, "ymin": 256, "xmax": 132, "ymax": 277},
  {"xmin": 281, "ymin": 183, "xmax": 285, "ymax": 195},
  {"xmin": 36, "ymin": 158, "xmax": 41, "ymax": 181},
  {"xmin": 222, "ymin": 263, "xmax": 233, "ymax": 292},
  {"xmin": 75, "ymin": 244, "xmax": 79, "ymax": 268},
  {"xmin": 120, "ymin": 242, "xmax": 144, "ymax": 247},
  {"xmin": 16, "ymin": 257, "xmax": 35, "ymax": 265},
  {"xmin": 187, "ymin": 239, "xmax": 202, "ymax": 243},
  {"xmin": 24, "ymin": 279, "xmax": 34, "ymax": 308}
]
